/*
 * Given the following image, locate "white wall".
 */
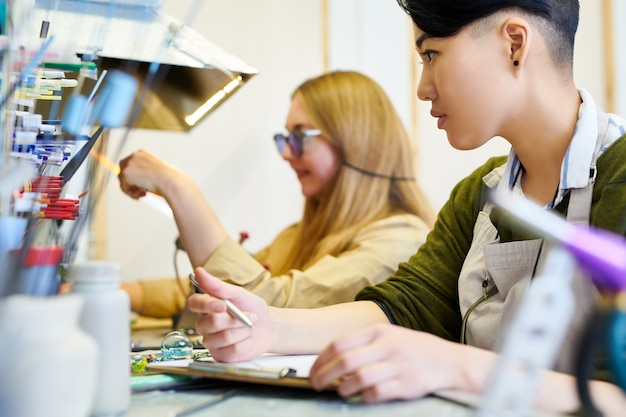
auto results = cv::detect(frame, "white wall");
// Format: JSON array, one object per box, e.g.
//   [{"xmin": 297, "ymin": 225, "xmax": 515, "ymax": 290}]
[
  {"xmin": 103, "ymin": 0, "xmax": 612, "ymax": 282},
  {"xmin": 613, "ymin": 0, "xmax": 626, "ymax": 117},
  {"xmin": 326, "ymin": 0, "xmax": 414, "ymax": 132}
]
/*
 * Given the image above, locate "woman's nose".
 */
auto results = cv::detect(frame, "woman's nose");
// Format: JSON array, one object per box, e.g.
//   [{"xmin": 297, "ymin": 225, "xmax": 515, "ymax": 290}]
[
  {"xmin": 417, "ymin": 69, "xmax": 436, "ymax": 102},
  {"xmin": 280, "ymin": 142, "xmax": 295, "ymax": 160}
]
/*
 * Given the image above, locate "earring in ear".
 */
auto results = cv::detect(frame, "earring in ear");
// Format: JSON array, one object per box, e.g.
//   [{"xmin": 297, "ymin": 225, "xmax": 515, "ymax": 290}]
[{"xmin": 514, "ymin": 60, "xmax": 519, "ymax": 66}]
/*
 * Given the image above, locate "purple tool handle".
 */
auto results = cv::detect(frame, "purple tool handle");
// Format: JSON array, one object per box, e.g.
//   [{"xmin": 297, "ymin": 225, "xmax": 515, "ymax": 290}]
[{"xmin": 565, "ymin": 227, "xmax": 626, "ymax": 291}]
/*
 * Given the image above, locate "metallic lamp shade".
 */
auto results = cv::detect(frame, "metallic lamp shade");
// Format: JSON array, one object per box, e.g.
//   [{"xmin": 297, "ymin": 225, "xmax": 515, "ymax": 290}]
[{"xmin": 29, "ymin": 0, "xmax": 258, "ymax": 131}]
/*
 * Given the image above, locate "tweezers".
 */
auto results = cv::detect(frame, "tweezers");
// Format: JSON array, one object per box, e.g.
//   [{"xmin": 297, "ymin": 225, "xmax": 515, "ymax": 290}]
[{"xmin": 59, "ymin": 125, "xmax": 105, "ymax": 182}]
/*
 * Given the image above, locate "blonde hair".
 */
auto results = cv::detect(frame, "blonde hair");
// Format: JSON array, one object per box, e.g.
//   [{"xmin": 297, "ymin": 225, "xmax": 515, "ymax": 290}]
[{"xmin": 273, "ymin": 71, "xmax": 435, "ymax": 274}]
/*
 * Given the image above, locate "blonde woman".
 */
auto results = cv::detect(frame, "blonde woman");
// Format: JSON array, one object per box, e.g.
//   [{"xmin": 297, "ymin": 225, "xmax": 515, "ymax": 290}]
[{"xmin": 118, "ymin": 70, "xmax": 434, "ymax": 317}]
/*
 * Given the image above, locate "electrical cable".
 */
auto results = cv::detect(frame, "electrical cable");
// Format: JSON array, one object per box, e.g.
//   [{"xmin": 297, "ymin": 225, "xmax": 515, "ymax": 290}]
[
  {"xmin": 572, "ymin": 293, "xmax": 626, "ymax": 417},
  {"xmin": 173, "ymin": 244, "xmax": 187, "ymax": 299},
  {"xmin": 342, "ymin": 160, "xmax": 416, "ymax": 181},
  {"xmin": 573, "ymin": 306, "xmax": 606, "ymax": 417}
]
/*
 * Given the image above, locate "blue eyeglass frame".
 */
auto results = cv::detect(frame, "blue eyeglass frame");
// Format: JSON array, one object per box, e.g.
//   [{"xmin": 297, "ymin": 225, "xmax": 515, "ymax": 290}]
[{"xmin": 273, "ymin": 129, "xmax": 322, "ymax": 157}]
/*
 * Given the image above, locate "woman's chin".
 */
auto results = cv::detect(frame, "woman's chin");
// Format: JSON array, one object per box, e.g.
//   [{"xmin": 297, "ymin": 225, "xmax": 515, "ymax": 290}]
[
  {"xmin": 300, "ymin": 184, "xmax": 320, "ymax": 199},
  {"xmin": 301, "ymin": 188, "xmax": 315, "ymax": 198}
]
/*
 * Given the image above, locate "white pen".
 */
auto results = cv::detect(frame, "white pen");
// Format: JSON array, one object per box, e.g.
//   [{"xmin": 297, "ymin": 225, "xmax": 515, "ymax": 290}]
[{"xmin": 189, "ymin": 272, "xmax": 253, "ymax": 328}]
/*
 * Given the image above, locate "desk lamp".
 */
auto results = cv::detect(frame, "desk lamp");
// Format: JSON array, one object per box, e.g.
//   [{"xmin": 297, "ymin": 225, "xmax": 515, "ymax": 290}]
[{"xmin": 29, "ymin": 0, "xmax": 258, "ymax": 132}]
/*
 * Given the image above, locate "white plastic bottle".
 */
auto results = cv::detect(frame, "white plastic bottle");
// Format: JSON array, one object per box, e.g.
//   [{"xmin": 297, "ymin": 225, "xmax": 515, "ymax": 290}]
[{"xmin": 69, "ymin": 261, "xmax": 130, "ymax": 416}]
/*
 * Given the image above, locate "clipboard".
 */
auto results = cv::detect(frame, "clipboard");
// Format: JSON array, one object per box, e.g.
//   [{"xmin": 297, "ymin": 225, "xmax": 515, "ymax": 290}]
[
  {"xmin": 146, "ymin": 354, "xmax": 330, "ymax": 390},
  {"xmin": 148, "ymin": 363, "xmax": 315, "ymax": 389}
]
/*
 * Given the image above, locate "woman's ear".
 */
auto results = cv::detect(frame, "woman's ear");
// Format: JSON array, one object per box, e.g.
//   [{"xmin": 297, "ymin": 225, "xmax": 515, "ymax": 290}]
[{"xmin": 502, "ymin": 17, "xmax": 532, "ymax": 68}]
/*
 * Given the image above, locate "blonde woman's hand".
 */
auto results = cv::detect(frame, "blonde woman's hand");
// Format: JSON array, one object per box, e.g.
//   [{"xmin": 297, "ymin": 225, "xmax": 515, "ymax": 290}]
[
  {"xmin": 118, "ymin": 149, "xmax": 186, "ymax": 199},
  {"xmin": 187, "ymin": 267, "xmax": 273, "ymax": 362}
]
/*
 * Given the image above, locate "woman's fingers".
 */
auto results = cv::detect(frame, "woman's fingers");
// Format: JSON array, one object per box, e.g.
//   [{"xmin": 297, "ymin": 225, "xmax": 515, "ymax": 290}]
[
  {"xmin": 186, "ymin": 268, "xmax": 271, "ymax": 362},
  {"xmin": 310, "ymin": 325, "xmax": 458, "ymax": 402},
  {"xmin": 310, "ymin": 323, "xmax": 383, "ymax": 380},
  {"xmin": 192, "ymin": 268, "xmax": 237, "ymax": 299}
]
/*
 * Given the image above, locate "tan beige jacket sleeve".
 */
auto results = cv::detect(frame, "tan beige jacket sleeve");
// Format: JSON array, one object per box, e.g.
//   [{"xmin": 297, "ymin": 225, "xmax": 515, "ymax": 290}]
[
  {"xmin": 202, "ymin": 213, "xmax": 430, "ymax": 308},
  {"xmin": 140, "ymin": 276, "xmax": 192, "ymax": 318}
]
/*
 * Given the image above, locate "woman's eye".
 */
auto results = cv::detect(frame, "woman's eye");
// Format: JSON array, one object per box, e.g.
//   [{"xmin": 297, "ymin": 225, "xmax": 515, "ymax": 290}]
[{"xmin": 419, "ymin": 50, "xmax": 435, "ymax": 63}]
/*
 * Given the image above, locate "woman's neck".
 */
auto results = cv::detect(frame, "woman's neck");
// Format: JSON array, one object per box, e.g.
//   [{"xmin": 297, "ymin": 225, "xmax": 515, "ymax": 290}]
[{"xmin": 507, "ymin": 86, "xmax": 582, "ymax": 205}]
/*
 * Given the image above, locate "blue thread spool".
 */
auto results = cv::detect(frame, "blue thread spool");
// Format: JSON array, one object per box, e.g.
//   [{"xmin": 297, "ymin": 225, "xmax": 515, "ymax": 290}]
[
  {"xmin": 62, "ymin": 94, "xmax": 89, "ymax": 135},
  {"xmin": 92, "ymin": 70, "xmax": 138, "ymax": 128}
]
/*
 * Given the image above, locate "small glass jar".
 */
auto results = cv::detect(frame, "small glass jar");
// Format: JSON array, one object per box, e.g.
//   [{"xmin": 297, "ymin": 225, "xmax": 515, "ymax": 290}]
[{"xmin": 161, "ymin": 330, "xmax": 194, "ymax": 360}]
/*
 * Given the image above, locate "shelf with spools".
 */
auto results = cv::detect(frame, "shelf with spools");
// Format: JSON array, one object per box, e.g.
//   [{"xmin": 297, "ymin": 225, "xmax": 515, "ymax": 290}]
[{"xmin": 0, "ymin": 58, "xmax": 137, "ymax": 298}]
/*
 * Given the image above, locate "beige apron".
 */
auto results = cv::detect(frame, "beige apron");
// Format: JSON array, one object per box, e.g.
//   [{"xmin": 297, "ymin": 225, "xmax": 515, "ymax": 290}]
[{"xmin": 458, "ymin": 149, "xmax": 601, "ymax": 374}]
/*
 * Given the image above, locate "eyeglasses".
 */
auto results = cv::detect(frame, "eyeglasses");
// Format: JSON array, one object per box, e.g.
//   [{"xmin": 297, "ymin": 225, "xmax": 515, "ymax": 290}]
[{"xmin": 273, "ymin": 129, "xmax": 322, "ymax": 157}]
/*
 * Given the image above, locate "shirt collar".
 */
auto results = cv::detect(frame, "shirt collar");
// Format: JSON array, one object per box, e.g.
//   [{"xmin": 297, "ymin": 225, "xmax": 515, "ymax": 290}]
[{"xmin": 561, "ymin": 88, "xmax": 598, "ymax": 190}]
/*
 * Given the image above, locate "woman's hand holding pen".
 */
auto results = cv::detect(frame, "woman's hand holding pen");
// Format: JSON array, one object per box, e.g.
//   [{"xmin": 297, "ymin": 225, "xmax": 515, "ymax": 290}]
[{"xmin": 187, "ymin": 268, "xmax": 273, "ymax": 363}]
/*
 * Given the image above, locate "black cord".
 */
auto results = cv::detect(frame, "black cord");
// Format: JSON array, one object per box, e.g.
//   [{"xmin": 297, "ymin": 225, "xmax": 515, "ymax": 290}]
[
  {"xmin": 342, "ymin": 160, "xmax": 416, "ymax": 181},
  {"xmin": 572, "ymin": 306, "xmax": 606, "ymax": 417},
  {"xmin": 173, "ymin": 237, "xmax": 187, "ymax": 299}
]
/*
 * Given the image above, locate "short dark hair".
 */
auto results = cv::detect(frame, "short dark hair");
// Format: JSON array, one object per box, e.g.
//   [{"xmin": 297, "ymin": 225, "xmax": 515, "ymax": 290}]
[{"xmin": 396, "ymin": 0, "xmax": 579, "ymax": 67}]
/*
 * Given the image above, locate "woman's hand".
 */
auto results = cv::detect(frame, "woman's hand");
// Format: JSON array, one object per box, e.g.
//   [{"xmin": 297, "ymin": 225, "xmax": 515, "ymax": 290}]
[
  {"xmin": 119, "ymin": 150, "xmax": 227, "ymax": 267},
  {"xmin": 187, "ymin": 267, "xmax": 274, "ymax": 362},
  {"xmin": 309, "ymin": 324, "xmax": 474, "ymax": 403},
  {"xmin": 118, "ymin": 149, "xmax": 186, "ymax": 199}
]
